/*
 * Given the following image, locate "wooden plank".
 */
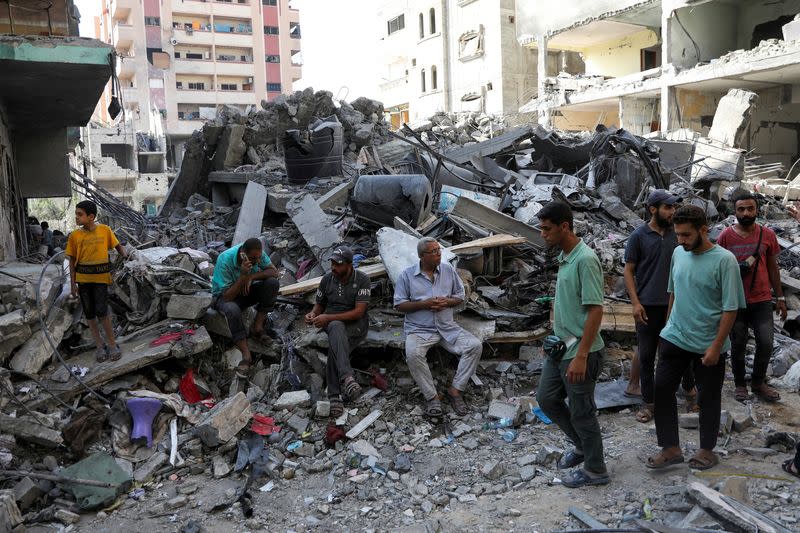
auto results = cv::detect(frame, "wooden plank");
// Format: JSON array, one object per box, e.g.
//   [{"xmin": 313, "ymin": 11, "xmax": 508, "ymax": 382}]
[
  {"xmin": 451, "ymin": 197, "xmax": 545, "ymax": 248},
  {"xmin": 601, "ymin": 303, "xmax": 636, "ymax": 333},
  {"xmin": 279, "ymin": 234, "xmax": 525, "ymax": 296},
  {"xmin": 346, "ymin": 410, "xmax": 382, "ymax": 439},
  {"xmin": 488, "ymin": 328, "xmax": 549, "ymax": 344},
  {"xmin": 568, "ymin": 506, "xmax": 607, "ymax": 529}
]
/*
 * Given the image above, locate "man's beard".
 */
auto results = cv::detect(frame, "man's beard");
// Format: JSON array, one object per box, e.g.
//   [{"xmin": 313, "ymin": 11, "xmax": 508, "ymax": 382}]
[
  {"xmin": 655, "ymin": 213, "xmax": 672, "ymax": 228},
  {"xmin": 682, "ymin": 234, "xmax": 703, "ymax": 251},
  {"xmin": 737, "ymin": 215, "xmax": 756, "ymax": 227}
]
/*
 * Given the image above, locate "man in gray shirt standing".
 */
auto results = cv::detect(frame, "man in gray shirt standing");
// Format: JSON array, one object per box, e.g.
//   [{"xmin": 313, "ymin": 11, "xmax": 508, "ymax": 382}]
[{"xmin": 394, "ymin": 237, "xmax": 483, "ymax": 417}]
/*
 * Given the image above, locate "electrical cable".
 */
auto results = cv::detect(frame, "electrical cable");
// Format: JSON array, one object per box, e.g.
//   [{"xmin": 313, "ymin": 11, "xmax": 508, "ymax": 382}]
[
  {"xmin": 8, "ymin": 369, "xmax": 77, "ymax": 413},
  {"xmin": 673, "ymin": 10, "xmax": 701, "ymax": 63}
]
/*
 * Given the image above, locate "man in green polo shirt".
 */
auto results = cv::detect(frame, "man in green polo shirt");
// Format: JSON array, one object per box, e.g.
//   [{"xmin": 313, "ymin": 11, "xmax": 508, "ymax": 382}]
[{"xmin": 536, "ymin": 202, "xmax": 608, "ymax": 488}]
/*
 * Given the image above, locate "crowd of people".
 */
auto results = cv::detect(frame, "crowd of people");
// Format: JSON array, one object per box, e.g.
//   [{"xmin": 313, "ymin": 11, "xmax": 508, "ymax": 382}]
[{"xmin": 61, "ymin": 193, "xmax": 800, "ymax": 488}]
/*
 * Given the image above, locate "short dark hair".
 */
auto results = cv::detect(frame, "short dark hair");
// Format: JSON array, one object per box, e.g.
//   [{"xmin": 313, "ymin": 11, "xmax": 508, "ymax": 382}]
[
  {"xmin": 673, "ymin": 204, "xmax": 707, "ymax": 229},
  {"xmin": 76, "ymin": 200, "xmax": 97, "ymax": 217},
  {"xmin": 40, "ymin": 221, "xmax": 48, "ymax": 230},
  {"xmin": 731, "ymin": 189, "xmax": 758, "ymax": 208},
  {"xmin": 242, "ymin": 237, "xmax": 263, "ymax": 252},
  {"xmin": 536, "ymin": 201, "xmax": 573, "ymax": 230}
]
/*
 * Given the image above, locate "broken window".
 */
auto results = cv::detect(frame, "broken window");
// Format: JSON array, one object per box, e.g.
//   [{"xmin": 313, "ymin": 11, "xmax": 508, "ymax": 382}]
[
  {"xmin": 421, "ymin": 69, "xmax": 426, "ymax": 93},
  {"xmin": 290, "ymin": 22, "xmax": 301, "ymax": 38},
  {"xmin": 266, "ymin": 54, "xmax": 280, "ymax": 63},
  {"xmin": 431, "ymin": 65, "xmax": 438, "ymax": 90},
  {"xmin": 458, "ymin": 26, "xmax": 485, "ymax": 61},
  {"xmin": 387, "ymin": 14, "xmax": 404, "ymax": 35},
  {"xmin": 429, "ymin": 8, "xmax": 436, "ymax": 34},
  {"xmin": 419, "ymin": 13, "xmax": 424, "ymax": 39},
  {"xmin": 291, "ymin": 50, "xmax": 302, "ymax": 66},
  {"xmin": 100, "ymin": 144, "xmax": 134, "ymax": 170}
]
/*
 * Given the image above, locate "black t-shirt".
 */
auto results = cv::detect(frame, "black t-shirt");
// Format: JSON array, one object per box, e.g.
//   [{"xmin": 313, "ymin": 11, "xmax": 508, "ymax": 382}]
[
  {"xmin": 316, "ymin": 269, "xmax": 371, "ymax": 328},
  {"xmin": 623, "ymin": 224, "xmax": 677, "ymax": 307}
]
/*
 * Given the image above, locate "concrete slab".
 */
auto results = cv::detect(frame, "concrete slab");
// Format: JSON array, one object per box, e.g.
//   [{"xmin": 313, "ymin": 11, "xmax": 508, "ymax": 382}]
[
  {"xmin": 286, "ymin": 192, "xmax": 340, "ymax": 270},
  {"xmin": 317, "ymin": 181, "xmax": 354, "ymax": 211},
  {"xmin": 708, "ymin": 89, "xmax": 758, "ymax": 148},
  {"xmin": 232, "ymin": 181, "xmax": 268, "ymax": 246},
  {"xmin": 451, "ymin": 196, "xmax": 545, "ymax": 249}
]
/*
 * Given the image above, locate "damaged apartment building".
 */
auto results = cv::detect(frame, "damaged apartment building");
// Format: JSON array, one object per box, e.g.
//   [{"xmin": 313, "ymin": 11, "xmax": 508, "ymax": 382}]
[
  {"xmin": 516, "ymin": 0, "xmax": 800, "ymax": 197},
  {"xmin": 0, "ymin": 0, "xmax": 112, "ymax": 261}
]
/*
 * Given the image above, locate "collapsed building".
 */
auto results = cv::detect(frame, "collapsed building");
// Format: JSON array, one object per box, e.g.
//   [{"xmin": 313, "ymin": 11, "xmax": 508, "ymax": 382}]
[{"xmin": 3, "ymin": 12, "xmax": 800, "ymax": 527}]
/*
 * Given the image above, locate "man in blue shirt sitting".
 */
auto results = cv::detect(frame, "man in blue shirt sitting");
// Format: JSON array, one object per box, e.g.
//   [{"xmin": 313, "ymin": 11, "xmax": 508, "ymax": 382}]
[{"xmin": 211, "ymin": 237, "xmax": 280, "ymax": 377}]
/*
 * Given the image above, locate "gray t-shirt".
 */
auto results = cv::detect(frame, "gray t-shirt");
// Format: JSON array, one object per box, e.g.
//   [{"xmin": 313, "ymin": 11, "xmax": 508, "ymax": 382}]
[
  {"xmin": 316, "ymin": 269, "xmax": 371, "ymax": 329},
  {"xmin": 624, "ymin": 224, "xmax": 677, "ymax": 307}
]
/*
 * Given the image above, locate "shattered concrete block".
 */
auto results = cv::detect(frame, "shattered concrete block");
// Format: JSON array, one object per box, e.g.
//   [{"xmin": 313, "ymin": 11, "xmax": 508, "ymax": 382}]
[
  {"xmin": 0, "ymin": 414, "xmax": 63, "ymax": 448},
  {"xmin": 133, "ymin": 451, "xmax": 168, "ymax": 483},
  {"xmin": 274, "ymin": 390, "xmax": 311, "ymax": 410},
  {"xmin": 535, "ymin": 445, "xmax": 562, "ymax": 466},
  {"xmin": 719, "ymin": 410, "xmax": 733, "ymax": 434},
  {"xmin": 287, "ymin": 192, "xmax": 340, "ymax": 269},
  {"xmin": 214, "ymin": 124, "xmax": 247, "ymax": 170},
  {"xmin": 314, "ymin": 401, "xmax": 330, "ymax": 419},
  {"xmin": 349, "ymin": 440, "xmax": 381, "ymax": 459},
  {"xmin": 481, "ymin": 460, "xmax": 503, "ymax": 480},
  {"xmin": 195, "ymin": 392, "xmax": 252, "ymax": 447},
  {"xmin": 212, "ymin": 455, "xmax": 231, "ymax": 478},
  {"xmin": 287, "ymin": 413, "xmax": 310, "ymax": 434},
  {"xmin": 232, "ymin": 181, "xmax": 268, "ymax": 246},
  {"xmin": 54, "ymin": 509, "xmax": 80, "ymax": 525},
  {"xmin": 224, "ymin": 347, "xmax": 243, "ymax": 369},
  {"xmin": 9, "ymin": 307, "xmax": 72, "ymax": 374},
  {"xmin": 166, "ymin": 293, "xmax": 213, "ymax": 320},
  {"xmin": 0, "ymin": 369, "xmax": 11, "ymax": 410},
  {"xmin": 679, "ymin": 413, "xmax": 699, "ymax": 429},
  {"xmin": 13, "ymin": 477, "xmax": 43, "ymax": 511},
  {"xmin": 518, "ymin": 465, "xmax": 536, "ymax": 482},
  {"xmin": 0, "ymin": 490, "xmax": 22, "ymax": 531},
  {"xmin": 292, "ymin": 443, "xmax": 315, "ymax": 458},
  {"xmin": 516, "ymin": 454, "xmax": 537, "ymax": 467},
  {"xmin": 487, "ymin": 400, "xmax": 521, "ymax": 422},
  {"xmin": 707, "ymin": 89, "xmax": 758, "ymax": 148}
]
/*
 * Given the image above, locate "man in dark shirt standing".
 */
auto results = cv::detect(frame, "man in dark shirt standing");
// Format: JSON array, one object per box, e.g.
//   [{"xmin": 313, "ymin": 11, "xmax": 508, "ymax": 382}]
[
  {"xmin": 624, "ymin": 190, "xmax": 696, "ymax": 422},
  {"xmin": 305, "ymin": 246, "xmax": 371, "ymax": 418}
]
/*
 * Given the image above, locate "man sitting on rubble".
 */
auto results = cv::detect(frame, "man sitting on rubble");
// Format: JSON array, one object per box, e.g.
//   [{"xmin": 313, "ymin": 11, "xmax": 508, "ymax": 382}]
[
  {"xmin": 647, "ymin": 205, "xmax": 744, "ymax": 471},
  {"xmin": 394, "ymin": 237, "xmax": 483, "ymax": 417},
  {"xmin": 535, "ymin": 202, "xmax": 609, "ymax": 488},
  {"xmin": 211, "ymin": 237, "xmax": 280, "ymax": 377},
  {"xmin": 624, "ymin": 190, "xmax": 698, "ymax": 423},
  {"xmin": 718, "ymin": 190, "xmax": 786, "ymax": 403},
  {"xmin": 305, "ymin": 246, "xmax": 371, "ymax": 418}
]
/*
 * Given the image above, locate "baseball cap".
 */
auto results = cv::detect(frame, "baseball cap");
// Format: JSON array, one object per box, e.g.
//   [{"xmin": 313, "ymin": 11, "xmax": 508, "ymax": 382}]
[
  {"xmin": 330, "ymin": 246, "xmax": 354, "ymax": 264},
  {"xmin": 647, "ymin": 189, "xmax": 681, "ymax": 206}
]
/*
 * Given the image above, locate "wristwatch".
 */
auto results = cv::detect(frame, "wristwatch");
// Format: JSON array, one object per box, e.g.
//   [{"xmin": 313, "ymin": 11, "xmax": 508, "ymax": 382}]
[{"xmin": 777, "ymin": 296, "xmax": 786, "ymax": 301}]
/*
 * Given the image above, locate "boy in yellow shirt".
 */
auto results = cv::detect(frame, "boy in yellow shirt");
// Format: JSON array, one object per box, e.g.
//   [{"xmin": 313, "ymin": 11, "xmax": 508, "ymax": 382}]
[{"xmin": 66, "ymin": 200, "xmax": 128, "ymax": 362}]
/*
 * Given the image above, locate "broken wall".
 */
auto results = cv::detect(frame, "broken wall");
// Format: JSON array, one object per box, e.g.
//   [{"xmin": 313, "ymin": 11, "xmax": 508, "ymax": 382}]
[
  {"xmin": 583, "ymin": 28, "xmax": 660, "ymax": 78},
  {"xmin": 498, "ymin": 0, "xmax": 539, "ymax": 115},
  {"xmin": 620, "ymin": 97, "xmax": 659, "ymax": 136},
  {"xmin": 552, "ymin": 107, "xmax": 620, "ymax": 132},
  {"xmin": 669, "ymin": 2, "xmax": 739, "ymax": 70},
  {"xmin": 0, "ymin": 101, "xmax": 18, "ymax": 262},
  {"xmin": 738, "ymin": 0, "xmax": 800, "ymax": 49},
  {"xmin": 672, "ymin": 88, "xmax": 721, "ymax": 133},
  {"xmin": 515, "ymin": 0, "xmax": 652, "ymax": 43},
  {"xmin": 747, "ymin": 86, "xmax": 800, "ymax": 168}
]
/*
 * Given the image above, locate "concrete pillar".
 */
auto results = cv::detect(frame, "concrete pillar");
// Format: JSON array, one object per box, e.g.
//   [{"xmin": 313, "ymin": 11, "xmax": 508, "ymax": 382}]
[
  {"xmin": 660, "ymin": 7, "xmax": 673, "ymax": 132},
  {"xmin": 537, "ymin": 35, "xmax": 550, "ymax": 127}
]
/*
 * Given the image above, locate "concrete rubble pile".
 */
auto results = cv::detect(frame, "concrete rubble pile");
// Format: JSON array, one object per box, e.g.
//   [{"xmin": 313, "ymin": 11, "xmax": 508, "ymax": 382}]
[{"xmin": 1, "ymin": 86, "xmax": 800, "ymax": 531}]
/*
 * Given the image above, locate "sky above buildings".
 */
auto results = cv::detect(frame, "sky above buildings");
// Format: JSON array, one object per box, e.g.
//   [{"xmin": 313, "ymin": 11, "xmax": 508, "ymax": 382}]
[{"xmin": 74, "ymin": 0, "xmax": 381, "ymax": 100}]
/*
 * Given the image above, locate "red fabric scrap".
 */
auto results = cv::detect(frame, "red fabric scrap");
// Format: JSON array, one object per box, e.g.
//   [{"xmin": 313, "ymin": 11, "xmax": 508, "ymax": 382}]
[
  {"xmin": 324, "ymin": 424, "xmax": 346, "ymax": 445},
  {"xmin": 179, "ymin": 368, "xmax": 207, "ymax": 404},
  {"xmin": 150, "ymin": 329, "xmax": 196, "ymax": 347},
  {"xmin": 251, "ymin": 414, "xmax": 280, "ymax": 436},
  {"xmin": 370, "ymin": 369, "xmax": 389, "ymax": 391}
]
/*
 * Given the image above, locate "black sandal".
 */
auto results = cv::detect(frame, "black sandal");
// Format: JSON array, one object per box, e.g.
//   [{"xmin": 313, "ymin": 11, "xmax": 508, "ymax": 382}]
[
  {"xmin": 446, "ymin": 391, "xmax": 469, "ymax": 416},
  {"xmin": 782, "ymin": 459, "xmax": 800, "ymax": 479},
  {"xmin": 425, "ymin": 398, "xmax": 443, "ymax": 418}
]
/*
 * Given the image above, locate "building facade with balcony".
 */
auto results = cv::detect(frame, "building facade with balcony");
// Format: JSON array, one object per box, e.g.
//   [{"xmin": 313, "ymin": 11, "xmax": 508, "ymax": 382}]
[
  {"xmin": 98, "ymin": 0, "xmax": 301, "ymax": 169},
  {"xmin": 376, "ymin": 0, "xmax": 539, "ymax": 128},
  {"xmin": 0, "ymin": 0, "xmax": 113, "ymax": 260}
]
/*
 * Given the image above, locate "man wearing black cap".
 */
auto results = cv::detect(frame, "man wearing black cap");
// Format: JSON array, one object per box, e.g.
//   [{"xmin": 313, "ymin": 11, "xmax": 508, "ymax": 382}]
[
  {"xmin": 305, "ymin": 246, "xmax": 371, "ymax": 417},
  {"xmin": 624, "ymin": 189, "xmax": 697, "ymax": 423}
]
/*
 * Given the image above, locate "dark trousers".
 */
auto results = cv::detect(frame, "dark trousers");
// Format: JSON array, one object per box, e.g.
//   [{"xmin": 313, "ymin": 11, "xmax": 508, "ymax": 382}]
[
  {"xmin": 78, "ymin": 283, "xmax": 109, "ymax": 320},
  {"xmin": 537, "ymin": 351, "xmax": 606, "ymax": 474},
  {"xmin": 730, "ymin": 301, "xmax": 774, "ymax": 387},
  {"xmin": 214, "ymin": 278, "xmax": 279, "ymax": 342},
  {"xmin": 637, "ymin": 305, "xmax": 695, "ymax": 404},
  {"xmin": 654, "ymin": 339, "xmax": 725, "ymax": 451},
  {"xmin": 325, "ymin": 320, "xmax": 366, "ymax": 398}
]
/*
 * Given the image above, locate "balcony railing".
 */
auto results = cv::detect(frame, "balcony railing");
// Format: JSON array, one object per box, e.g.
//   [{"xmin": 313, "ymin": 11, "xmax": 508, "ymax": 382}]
[{"xmin": 217, "ymin": 54, "xmax": 254, "ymax": 62}]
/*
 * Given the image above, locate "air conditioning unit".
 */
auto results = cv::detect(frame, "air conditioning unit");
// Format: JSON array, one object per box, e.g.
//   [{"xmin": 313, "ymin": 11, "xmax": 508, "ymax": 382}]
[
  {"xmin": 204, "ymin": 51, "xmax": 211, "ymax": 59},
  {"xmin": 170, "ymin": 37, "xmax": 178, "ymax": 45},
  {"xmin": 247, "ymin": 77, "xmax": 254, "ymax": 83},
  {"xmin": 186, "ymin": 27, "xmax": 194, "ymax": 35}
]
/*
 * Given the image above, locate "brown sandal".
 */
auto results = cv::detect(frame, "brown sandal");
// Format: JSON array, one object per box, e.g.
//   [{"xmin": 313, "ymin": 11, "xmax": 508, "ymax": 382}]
[
  {"xmin": 645, "ymin": 451, "xmax": 685, "ymax": 470},
  {"xmin": 688, "ymin": 451, "xmax": 719, "ymax": 470},
  {"xmin": 235, "ymin": 360, "xmax": 252, "ymax": 379},
  {"xmin": 734, "ymin": 386, "xmax": 750, "ymax": 402},
  {"xmin": 752, "ymin": 383, "xmax": 780, "ymax": 402},
  {"xmin": 447, "ymin": 391, "xmax": 469, "ymax": 416},
  {"xmin": 329, "ymin": 399, "xmax": 344, "ymax": 419},
  {"xmin": 636, "ymin": 403, "xmax": 654, "ymax": 423}
]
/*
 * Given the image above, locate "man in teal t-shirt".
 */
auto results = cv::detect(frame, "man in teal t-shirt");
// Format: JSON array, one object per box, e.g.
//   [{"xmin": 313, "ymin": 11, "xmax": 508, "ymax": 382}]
[
  {"xmin": 646, "ymin": 205, "xmax": 745, "ymax": 472},
  {"xmin": 536, "ymin": 202, "xmax": 608, "ymax": 489}
]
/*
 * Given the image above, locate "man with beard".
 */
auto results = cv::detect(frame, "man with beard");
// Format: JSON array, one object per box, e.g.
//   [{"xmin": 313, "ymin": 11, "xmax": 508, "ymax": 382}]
[
  {"xmin": 536, "ymin": 202, "xmax": 608, "ymax": 488},
  {"xmin": 647, "ymin": 205, "xmax": 745, "ymax": 471},
  {"xmin": 305, "ymin": 246, "xmax": 371, "ymax": 418},
  {"xmin": 624, "ymin": 190, "xmax": 697, "ymax": 423},
  {"xmin": 718, "ymin": 190, "xmax": 786, "ymax": 402}
]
